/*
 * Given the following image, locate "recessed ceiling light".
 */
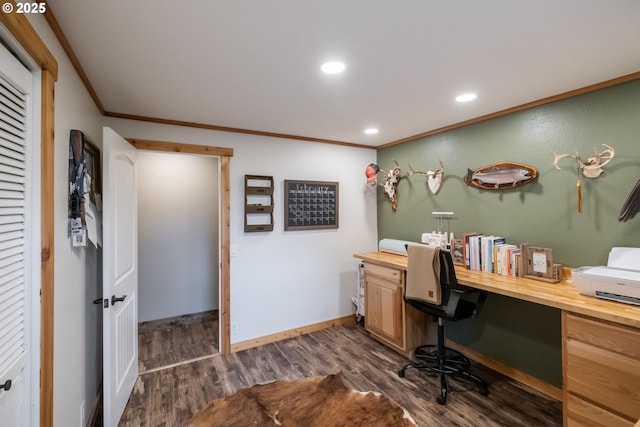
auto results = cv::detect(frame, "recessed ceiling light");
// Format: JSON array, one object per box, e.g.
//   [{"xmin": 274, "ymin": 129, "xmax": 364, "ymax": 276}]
[
  {"xmin": 364, "ymin": 128, "xmax": 379, "ymax": 135},
  {"xmin": 456, "ymin": 93, "xmax": 477, "ymax": 103},
  {"xmin": 321, "ymin": 61, "xmax": 346, "ymax": 74}
]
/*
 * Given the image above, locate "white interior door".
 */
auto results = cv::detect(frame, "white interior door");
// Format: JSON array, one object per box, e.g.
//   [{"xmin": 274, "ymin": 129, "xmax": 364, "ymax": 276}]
[
  {"xmin": 0, "ymin": 39, "xmax": 33, "ymax": 427},
  {"xmin": 102, "ymin": 127, "xmax": 138, "ymax": 427}
]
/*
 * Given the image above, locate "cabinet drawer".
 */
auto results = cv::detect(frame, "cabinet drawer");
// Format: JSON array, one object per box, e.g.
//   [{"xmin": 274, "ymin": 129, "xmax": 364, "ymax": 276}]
[
  {"xmin": 566, "ymin": 339, "xmax": 640, "ymax": 422},
  {"xmin": 566, "ymin": 313, "xmax": 640, "ymax": 359},
  {"xmin": 566, "ymin": 393, "xmax": 635, "ymax": 427},
  {"xmin": 364, "ymin": 263, "xmax": 402, "ymax": 283}
]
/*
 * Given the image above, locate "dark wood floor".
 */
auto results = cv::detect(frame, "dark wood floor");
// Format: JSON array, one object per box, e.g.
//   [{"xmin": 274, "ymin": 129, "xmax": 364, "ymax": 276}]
[
  {"xmin": 120, "ymin": 317, "xmax": 562, "ymax": 427},
  {"xmin": 138, "ymin": 310, "xmax": 219, "ymax": 373}
]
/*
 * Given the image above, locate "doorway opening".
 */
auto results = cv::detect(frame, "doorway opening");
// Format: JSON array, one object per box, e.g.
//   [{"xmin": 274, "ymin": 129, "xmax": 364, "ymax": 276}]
[
  {"xmin": 136, "ymin": 151, "xmax": 221, "ymax": 373},
  {"xmin": 127, "ymin": 138, "xmax": 232, "ymax": 360}
]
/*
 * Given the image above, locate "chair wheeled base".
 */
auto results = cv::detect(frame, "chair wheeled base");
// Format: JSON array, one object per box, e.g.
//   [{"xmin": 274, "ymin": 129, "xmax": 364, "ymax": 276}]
[
  {"xmin": 398, "ymin": 319, "xmax": 489, "ymax": 405},
  {"xmin": 400, "ymin": 246, "xmax": 490, "ymax": 405}
]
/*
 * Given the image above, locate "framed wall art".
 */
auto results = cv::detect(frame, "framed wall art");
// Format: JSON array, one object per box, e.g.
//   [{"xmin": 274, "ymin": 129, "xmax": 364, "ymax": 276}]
[{"xmin": 284, "ymin": 180, "xmax": 339, "ymax": 231}]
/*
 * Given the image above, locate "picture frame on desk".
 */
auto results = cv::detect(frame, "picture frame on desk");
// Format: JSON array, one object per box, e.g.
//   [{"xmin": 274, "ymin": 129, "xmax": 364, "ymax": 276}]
[
  {"xmin": 522, "ymin": 244, "xmax": 562, "ymax": 283},
  {"xmin": 451, "ymin": 239, "xmax": 464, "ymax": 265}
]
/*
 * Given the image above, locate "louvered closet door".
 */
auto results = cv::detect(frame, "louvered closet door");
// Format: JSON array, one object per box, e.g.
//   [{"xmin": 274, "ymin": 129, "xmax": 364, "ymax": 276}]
[{"xmin": 0, "ymin": 40, "xmax": 32, "ymax": 426}]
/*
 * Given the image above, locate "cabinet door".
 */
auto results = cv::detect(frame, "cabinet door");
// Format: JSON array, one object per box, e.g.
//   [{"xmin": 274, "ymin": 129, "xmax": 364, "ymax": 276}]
[{"xmin": 365, "ymin": 276, "xmax": 404, "ymax": 348}]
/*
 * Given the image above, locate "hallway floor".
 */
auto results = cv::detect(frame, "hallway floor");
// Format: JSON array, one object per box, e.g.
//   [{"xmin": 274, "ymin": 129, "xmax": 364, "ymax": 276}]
[{"xmin": 138, "ymin": 310, "xmax": 220, "ymax": 374}]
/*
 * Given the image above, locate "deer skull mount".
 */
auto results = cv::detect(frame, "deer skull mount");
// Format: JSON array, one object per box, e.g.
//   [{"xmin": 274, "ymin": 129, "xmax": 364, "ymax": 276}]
[
  {"xmin": 379, "ymin": 160, "xmax": 402, "ymax": 211},
  {"xmin": 553, "ymin": 144, "xmax": 615, "ymax": 179},
  {"xmin": 408, "ymin": 160, "xmax": 445, "ymax": 194}
]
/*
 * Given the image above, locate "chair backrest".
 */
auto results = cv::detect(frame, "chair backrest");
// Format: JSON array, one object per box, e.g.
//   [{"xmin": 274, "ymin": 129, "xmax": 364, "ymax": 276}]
[
  {"xmin": 406, "ymin": 243, "xmax": 455, "ymax": 306},
  {"xmin": 437, "ymin": 249, "xmax": 458, "ymax": 307}
]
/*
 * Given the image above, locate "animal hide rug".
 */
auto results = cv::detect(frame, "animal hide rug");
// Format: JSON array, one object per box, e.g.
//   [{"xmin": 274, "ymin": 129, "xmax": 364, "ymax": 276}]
[{"xmin": 188, "ymin": 372, "xmax": 416, "ymax": 427}]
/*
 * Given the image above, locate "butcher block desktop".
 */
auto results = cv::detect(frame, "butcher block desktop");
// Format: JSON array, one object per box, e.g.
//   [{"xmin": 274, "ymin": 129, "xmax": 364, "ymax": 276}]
[{"xmin": 354, "ymin": 250, "xmax": 640, "ymax": 427}]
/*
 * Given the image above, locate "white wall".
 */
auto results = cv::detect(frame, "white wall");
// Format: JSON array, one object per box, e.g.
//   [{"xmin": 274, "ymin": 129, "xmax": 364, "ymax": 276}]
[
  {"xmin": 26, "ymin": 14, "xmax": 104, "ymax": 427},
  {"xmin": 137, "ymin": 151, "xmax": 219, "ymax": 322},
  {"xmin": 103, "ymin": 117, "xmax": 379, "ymax": 343}
]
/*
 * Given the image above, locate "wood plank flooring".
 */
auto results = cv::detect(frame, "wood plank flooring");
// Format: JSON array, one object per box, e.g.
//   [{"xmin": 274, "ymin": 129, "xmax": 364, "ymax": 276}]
[
  {"xmin": 120, "ymin": 318, "xmax": 562, "ymax": 427},
  {"xmin": 138, "ymin": 310, "xmax": 219, "ymax": 373}
]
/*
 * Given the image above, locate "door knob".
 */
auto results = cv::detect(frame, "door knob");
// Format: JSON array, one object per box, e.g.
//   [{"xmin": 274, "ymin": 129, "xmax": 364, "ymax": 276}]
[
  {"xmin": 0, "ymin": 379, "xmax": 11, "ymax": 391},
  {"xmin": 111, "ymin": 295, "xmax": 127, "ymax": 306}
]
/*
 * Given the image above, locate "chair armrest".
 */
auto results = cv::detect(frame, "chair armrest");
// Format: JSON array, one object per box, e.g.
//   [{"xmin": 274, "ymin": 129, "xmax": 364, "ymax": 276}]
[
  {"xmin": 470, "ymin": 291, "xmax": 488, "ymax": 319},
  {"xmin": 445, "ymin": 289, "xmax": 488, "ymax": 319},
  {"xmin": 444, "ymin": 289, "xmax": 463, "ymax": 317}
]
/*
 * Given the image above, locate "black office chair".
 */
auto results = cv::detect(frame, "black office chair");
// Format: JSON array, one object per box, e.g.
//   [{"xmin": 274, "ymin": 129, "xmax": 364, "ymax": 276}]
[{"xmin": 398, "ymin": 244, "xmax": 489, "ymax": 405}]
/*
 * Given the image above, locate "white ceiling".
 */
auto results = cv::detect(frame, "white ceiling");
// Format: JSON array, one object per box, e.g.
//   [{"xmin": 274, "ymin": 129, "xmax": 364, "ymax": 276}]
[{"xmin": 46, "ymin": 0, "xmax": 640, "ymax": 147}]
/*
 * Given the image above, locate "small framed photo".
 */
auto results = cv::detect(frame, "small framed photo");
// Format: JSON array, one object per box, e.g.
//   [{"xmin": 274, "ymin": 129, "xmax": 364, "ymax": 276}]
[
  {"xmin": 450, "ymin": 239, "xmax": 464, "ymax": 265},
  {"xmin": 522, "ymin": 244, "xmax": 561, "ymax": 283}
]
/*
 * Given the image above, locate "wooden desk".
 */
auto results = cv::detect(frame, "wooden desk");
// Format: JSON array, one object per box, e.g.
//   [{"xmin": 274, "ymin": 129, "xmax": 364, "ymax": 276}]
[
  {"xmin": 354, "ymin": 251, "xmax": 640, "ymax": 327},
  {"xmin": 354, "ymin": 251, "xmax": 640, "ymax": 427}
]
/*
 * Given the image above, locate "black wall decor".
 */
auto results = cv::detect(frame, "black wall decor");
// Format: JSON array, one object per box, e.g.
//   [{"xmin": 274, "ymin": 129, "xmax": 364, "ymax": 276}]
[{"xmin": 284, "ymin": 180, "xmax": 339, "ymax": 231}]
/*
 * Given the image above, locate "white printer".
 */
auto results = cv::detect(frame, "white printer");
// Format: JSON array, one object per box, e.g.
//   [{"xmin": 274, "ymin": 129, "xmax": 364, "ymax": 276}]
[{"xmin": 572, "ymin": 247, "xmax": 640, "ymax": 306}]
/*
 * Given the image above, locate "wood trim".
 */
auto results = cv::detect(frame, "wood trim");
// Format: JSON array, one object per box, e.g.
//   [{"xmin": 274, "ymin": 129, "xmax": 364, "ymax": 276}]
[
  {"xmin": 34, "ymin": 0, "xmax": 640, "ymax": 153},
  {"xmin": 43, "ymin": 4, "xmax": 104, "ymax": 114},
  {"xmin": 446, "ymin": 339, "xmax": 563, "ymax": 402},
  {"xmin": 220, "ymin": 156, "xmax": 231, "ymax": 354},
  {"xmin": 108, "ymin": 111, "xmax": 374, "ymax": 149},
  {"xmin": 379, "ymin": 71, "xmax": 640, "ymax": 149},
  {"xmin": 126, "ymin": 139, "xmax": 232, "ymax": 355},
  {"xmin": 127, "ymin": 138, "xmax": 234, "ymax": 157},
  {"xmin": 0, "ymin": 1, "xmax": 58, "ymax": 79},
  {"xmin": 40, "ymin": 68, "xmax": 55, "ymax": 427},
  {"xmin": 231, "ymin": 315, "xmax": 356, "ymax": 353},
  {"xmin": 25, "ymin": 0, "xmax": 640, "ymax": 153}
]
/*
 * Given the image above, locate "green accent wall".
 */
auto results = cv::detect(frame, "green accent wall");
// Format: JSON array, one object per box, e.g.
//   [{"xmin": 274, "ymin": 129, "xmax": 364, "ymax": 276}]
[{"xmin": 377, "ymin": 79, "xmax": 640, "ymax": 387}]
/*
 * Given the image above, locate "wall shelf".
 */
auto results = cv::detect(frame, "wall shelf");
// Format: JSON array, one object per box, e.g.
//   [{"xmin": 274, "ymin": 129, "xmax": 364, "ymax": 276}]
[{"xmin": 244, "ymin": 175, "xmax": 274, "ymax": 232}]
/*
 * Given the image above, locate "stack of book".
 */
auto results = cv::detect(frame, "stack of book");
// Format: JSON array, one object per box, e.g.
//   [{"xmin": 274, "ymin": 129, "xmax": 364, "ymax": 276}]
[{"xmin": 458, "ymin": 233, "xmax": 522, "ymax": 277}]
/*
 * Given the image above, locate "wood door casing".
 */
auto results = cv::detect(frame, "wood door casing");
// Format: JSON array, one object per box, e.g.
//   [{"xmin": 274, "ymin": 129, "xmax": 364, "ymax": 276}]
[{"xmin": 127, "ymin": 138, "xmax": 233, "ymax": 354}]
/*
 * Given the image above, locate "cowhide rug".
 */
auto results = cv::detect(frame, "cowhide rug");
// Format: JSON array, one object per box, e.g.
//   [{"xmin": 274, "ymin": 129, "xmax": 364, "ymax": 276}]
[{"xmin": 188, "ymin": 372, "xmax": 416, "ymax": 427}]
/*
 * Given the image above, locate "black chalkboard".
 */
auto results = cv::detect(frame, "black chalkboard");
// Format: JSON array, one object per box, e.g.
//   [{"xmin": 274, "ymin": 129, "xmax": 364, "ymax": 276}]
[{"xmin": 284, "ymin": 180, "xmax": 339, "ymax": 230}]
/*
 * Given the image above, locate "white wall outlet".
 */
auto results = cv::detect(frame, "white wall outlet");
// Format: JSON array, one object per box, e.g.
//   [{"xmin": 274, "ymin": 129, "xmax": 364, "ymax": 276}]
[
  {"xmin": 230, "ymin": 244, "xmax": 239, "ymax": 257},
  {"xmin": 230, "ymin": 322, "xmax": 238, "ymax": 335}
]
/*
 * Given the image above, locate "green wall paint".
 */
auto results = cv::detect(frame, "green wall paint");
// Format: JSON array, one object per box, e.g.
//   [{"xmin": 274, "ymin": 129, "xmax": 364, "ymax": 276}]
[{"xmin": 377, "ymin": 79, "xmax": 640, "ymax": 387}]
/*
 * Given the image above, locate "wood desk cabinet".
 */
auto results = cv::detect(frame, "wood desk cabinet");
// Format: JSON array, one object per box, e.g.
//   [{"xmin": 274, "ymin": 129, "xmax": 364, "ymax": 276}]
[
  {"xmin": 355, "ymin": 250, "xmax": 640, "ymax": 427},
  {"xmin": 563, "ymin": 312, "xmax": 640, "ymax": 427},
  {"xmin": 362, "ymin": 262, "xmax": 429, "ymax": 359}
]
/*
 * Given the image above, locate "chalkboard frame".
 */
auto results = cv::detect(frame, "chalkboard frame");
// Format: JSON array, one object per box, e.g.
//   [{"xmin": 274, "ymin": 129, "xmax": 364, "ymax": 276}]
[{"xmin": 284, "ymin": 180, "xmax": 339, "ymax": 231}]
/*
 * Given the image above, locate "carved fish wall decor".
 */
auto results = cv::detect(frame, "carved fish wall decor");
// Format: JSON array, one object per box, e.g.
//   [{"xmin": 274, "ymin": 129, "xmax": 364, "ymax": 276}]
[
  {"xmin": 464, "ymin": 162, "xmax": 538, "ymax": 191},
  {"xmin": 618, "ymin": 178, "xmax": 640, "ymax": 222}
]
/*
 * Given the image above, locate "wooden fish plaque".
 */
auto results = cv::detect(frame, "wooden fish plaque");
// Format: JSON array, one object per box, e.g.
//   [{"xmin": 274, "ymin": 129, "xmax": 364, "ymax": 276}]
[{"xmin": 464, "ymin": 162, "xmax": 538, "ymax": 191}]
